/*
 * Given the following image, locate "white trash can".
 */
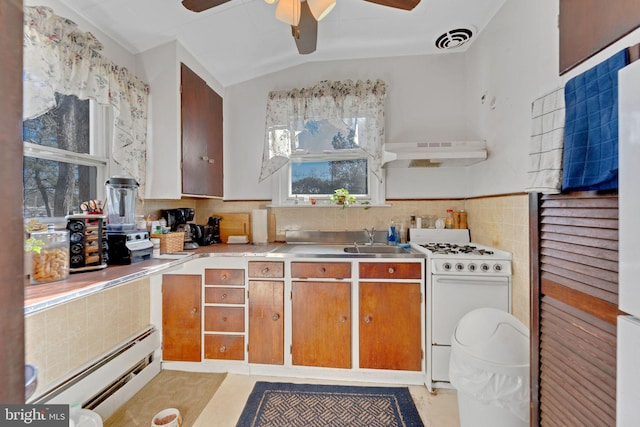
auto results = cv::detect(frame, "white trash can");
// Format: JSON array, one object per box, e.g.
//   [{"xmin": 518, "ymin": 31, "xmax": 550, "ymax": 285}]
[{"xmin": 449, "ymin": 307, "xmax": 530, "ymax": 427}]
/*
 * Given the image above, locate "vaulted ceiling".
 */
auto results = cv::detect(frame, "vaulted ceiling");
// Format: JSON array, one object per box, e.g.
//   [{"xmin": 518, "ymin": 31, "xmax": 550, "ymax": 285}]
[{"xmin": 56, "ymin": 0, "xmax": 506, "ymax": 86}]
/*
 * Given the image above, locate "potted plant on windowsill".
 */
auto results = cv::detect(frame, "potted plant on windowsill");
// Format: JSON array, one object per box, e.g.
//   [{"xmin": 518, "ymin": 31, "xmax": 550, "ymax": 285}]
[{"xmin": 330, "ymin": 188, "xmax": 357, "ymax": 208}]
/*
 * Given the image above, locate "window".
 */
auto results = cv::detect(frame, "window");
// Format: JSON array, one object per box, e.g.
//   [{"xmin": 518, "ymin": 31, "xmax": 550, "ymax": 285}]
[
  {"xmin": 290, "ymin": 118, "xmax": 369, "ymax": 197},
  {"xmin": 272, "ymin": 116, "xmax": 383, "ymax": 205},
  {"xmin": 261, "ymin": 80, "xmax": 387, "ymax": 206},
  {"xmin": 23, "ymin": 93, "xmax": 110, "ymax": 219}
]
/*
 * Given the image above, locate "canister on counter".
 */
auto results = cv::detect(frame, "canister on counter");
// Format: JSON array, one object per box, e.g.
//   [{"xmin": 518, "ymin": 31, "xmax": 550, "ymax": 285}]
[
  {"xmin": 459, "ymin": 210, "xmax": 468, "ymax": 229},
  {"xmin": 28, "ymin": 224, "xmax": 69, "ymax": 284},
  {"xmin": 453, "ymin": 211, "xmax": 461, "ymax": 229},
  {"xmin": 151, "ymin": 238, "xmax": 161, "ymax": 258}
]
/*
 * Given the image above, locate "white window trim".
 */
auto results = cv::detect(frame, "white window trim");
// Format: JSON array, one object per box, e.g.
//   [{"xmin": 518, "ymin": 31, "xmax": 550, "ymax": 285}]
[
  {"xmin": 271, "ymin": 152, "xmax": 386, "ymax": 207},
  {"xmin": 22, "ymin": 100, "xmax": 113, "ymax": 214}
]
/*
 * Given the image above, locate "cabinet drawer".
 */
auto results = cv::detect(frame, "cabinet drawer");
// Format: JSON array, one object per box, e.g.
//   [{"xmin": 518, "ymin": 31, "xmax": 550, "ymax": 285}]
[
  {"xmin": 248, "ymin": 261, "xmax": 284, "ymax": 278},
  {"xmin": 205, "ymin": 287, "xmax": 245, "ymax": 304},
  {"xmin": 204, "ymin": 268, "xmax": 245, "ymax": 285},
  {"xmin": 291, "ymin": 262, "xmax": 351, "ymax": 279},
  {"xmin": 204, "ymin": 306, "xmax": 245, "ymax": 332},
  {"xmin": 359, "ymin": 262, "xmax": 422, "ymax": 279},
  {"xmin": 204, "ymin": 334, "xmax": 244, "ymax": 360}
]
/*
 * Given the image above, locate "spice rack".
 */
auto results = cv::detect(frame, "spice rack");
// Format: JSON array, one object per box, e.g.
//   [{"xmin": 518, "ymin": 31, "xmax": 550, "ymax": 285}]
[{"xmin": 66, "ymin": 214, "xmax": 108, "ymax": 272}]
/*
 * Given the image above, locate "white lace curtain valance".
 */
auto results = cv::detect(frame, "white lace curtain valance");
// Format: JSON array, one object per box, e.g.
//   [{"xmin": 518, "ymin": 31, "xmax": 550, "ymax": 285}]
[
  {"xmin": 23, "ymin": 6, "xmax": 150, "ymax": 195},
  {"xmin": 259, "ymin": 79, "xmax": 387, "ymax": 182}
]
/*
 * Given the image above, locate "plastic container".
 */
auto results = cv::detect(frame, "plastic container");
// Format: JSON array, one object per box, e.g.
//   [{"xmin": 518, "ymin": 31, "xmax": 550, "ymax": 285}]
[
  {"xmin": 151, "ymin": 238, "xmax": 161, "ymax": 257},
  {"xmin": 445, "ymin": 209, "xmax": 454, "ymax": 229},
  {"xmin": 450, "ymin": 308, "xmax": 530, "ymax": 427},
  {"xmin": 29, "ymin": 224, "xmax": 70, "ymax": 284},
  {"xmin": 459, "ymin": 210, "xmax": 468, "ymax": 229}
]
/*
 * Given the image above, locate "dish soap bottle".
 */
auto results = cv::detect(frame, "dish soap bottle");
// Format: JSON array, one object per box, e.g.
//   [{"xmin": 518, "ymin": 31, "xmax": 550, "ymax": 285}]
[{"xmin": 387, "ymin": 220, "xmax": 398, "ymax": 246}]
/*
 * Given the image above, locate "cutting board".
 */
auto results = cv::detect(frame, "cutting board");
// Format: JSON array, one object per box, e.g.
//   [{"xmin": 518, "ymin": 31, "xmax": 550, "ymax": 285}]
[
  {"xmin": 268, "ymin": 213, "xmax": 276, "ymax": 243},
  {"xmin": 213, "ymin": 213, "xmax": 251, "ymax": 243}
]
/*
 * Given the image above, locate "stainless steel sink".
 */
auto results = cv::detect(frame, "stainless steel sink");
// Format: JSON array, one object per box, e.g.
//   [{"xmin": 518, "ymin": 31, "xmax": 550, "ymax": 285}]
[{"xmin": 343, "ymin": 246, "xmax": 409, "ymax": 254}]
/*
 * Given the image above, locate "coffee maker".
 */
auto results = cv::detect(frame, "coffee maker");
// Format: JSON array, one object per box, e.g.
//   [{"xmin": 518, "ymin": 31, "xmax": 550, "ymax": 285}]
[
  {"xmin": 162, "ymin": 208, "xmax": 199, "ymax": 250},
  {"xmin": 105, "ymin": 177, "xmax": 153, "ymax": 264}
]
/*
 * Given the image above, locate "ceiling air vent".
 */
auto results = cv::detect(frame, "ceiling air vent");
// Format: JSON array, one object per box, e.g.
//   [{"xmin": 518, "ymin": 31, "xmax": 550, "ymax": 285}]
[{"xmin": 435, "ymin": 28, "xmax": 474, "ymax": 50}]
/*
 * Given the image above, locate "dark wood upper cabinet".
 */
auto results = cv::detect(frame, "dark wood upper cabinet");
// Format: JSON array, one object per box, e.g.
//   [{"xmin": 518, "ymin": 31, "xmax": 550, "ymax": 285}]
[
  {"xmin": 181, "ymin": 63, "xmax": 223, "ymax": 197},
  {"xmin": 560, "ymin": 0, "xmax": 640, "ymax": 74}
]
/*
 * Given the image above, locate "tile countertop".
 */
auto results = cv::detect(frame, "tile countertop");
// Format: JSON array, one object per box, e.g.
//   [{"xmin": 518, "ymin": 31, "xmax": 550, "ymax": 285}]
[{"xmin": 24, "ymin": 243, "xmax": 282, "ymax": 315}]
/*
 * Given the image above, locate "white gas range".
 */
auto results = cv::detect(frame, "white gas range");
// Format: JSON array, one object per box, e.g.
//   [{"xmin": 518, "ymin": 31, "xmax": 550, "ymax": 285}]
[{"xmin": 409, "ymin": 228, "xmax": 513, "ymax": 391}]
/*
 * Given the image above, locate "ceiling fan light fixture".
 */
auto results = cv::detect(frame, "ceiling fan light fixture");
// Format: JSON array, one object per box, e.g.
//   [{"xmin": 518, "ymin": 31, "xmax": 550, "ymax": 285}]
[
  {"xmin": 275, "ymin": 0, "xmax": 301, "ymax": 26},
  {"xmin": 307, "ymin": 0, "xmax": 336, "ymax": 21},
  {"xmin": 264, "ymin": 0, "xmax": 277, "ymax": 4}
]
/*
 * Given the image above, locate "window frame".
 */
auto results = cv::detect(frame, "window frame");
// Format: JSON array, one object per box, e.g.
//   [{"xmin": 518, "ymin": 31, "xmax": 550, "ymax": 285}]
[
  {"xmin": 272, "ymin": 151, "xmax": 385, "ymax": 206},
  {"xmin": 270, "ymin": 116, "xmax": 386, "ymax": 207},
  {"xmin": 22, "ymin": 99, "xmax": 113, "ymax": 220}
]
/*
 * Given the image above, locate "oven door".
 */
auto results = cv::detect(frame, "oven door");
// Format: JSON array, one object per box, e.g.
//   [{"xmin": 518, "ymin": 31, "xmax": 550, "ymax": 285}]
[{"xmin": 431, "ymin": 274, "xmax": 511, "ymax": 346}]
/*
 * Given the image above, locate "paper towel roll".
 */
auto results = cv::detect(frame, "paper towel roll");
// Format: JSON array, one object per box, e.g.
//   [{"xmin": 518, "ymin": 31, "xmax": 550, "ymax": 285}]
[{"xmin": 251, "ymin": 209, "xmax": 268, "ymax": 245}]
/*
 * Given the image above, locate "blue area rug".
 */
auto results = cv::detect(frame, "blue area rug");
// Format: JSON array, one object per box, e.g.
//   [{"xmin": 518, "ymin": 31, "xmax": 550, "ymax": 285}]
[{"xmin": 236, "ymin": 382, "xmax": 425, "ymax": 427}]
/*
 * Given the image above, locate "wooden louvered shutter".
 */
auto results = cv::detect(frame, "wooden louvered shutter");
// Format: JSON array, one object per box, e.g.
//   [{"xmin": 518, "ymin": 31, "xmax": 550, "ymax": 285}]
[{"xmin": 530, "ymin": 191, "xmax": 619, "ymax": 426}]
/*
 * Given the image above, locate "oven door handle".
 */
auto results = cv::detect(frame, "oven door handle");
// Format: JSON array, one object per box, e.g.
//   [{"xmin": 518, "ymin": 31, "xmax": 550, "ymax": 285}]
[{"xmin": 433, "ymin": 277, "xmax": 509, "ymax": 285}]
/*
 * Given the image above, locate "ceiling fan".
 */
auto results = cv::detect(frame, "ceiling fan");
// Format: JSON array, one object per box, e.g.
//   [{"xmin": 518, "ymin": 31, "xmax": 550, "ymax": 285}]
[{"xmin": 181, "ymin": 0, "xmax": 421, "ymax": 54}]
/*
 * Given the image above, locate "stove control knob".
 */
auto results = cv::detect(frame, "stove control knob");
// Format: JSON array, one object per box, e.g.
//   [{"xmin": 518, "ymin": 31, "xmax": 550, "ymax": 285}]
[
  {"xmin": 455, "ymin": 263, "xmax": 465, "ymax": 271},
  {"xmin": 468, "ymin": 263, "xmax": 477, "ymax": 272},
  {"xmin": 494, "ymin": 263, "xmax": 503, "ymax": 272},
  {"xmin": 480, "ymin": 263, "xmax": 490, "ymax": 272},
  {"xmin": 443, "ymin": 262, "xmax": 452, "ymax": 271}
]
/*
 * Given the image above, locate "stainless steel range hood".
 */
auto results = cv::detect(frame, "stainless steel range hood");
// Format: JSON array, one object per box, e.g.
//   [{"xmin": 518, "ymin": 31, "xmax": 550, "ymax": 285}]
[{"xmin": 383, "ymin": 141, "xmax": 487, "ymax": 167}]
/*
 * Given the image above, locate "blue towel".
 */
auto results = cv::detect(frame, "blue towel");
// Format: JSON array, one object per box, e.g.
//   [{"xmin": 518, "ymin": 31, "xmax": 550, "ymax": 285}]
[{"xmin": 562, "ymin": 49, "xmax": 629, "ymax": 191}]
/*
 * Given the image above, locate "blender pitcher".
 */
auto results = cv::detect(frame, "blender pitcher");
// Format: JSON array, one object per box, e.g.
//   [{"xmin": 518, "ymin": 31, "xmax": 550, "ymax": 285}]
[{"xmin": 105, "ymin": 177, "xmax": 139, "ymax": 232}]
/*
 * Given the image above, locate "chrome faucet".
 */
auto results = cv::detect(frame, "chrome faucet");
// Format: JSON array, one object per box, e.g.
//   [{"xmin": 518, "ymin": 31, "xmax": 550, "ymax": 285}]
[{"xmin": 363, "ymin": 227, "xmax": 375, "ymax": 245}]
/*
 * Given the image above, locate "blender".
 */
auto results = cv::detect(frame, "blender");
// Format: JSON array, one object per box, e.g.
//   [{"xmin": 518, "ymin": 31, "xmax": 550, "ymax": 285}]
[{"xmin": 105, "ymin": 177, "xmax": 153, "ymax": 264}]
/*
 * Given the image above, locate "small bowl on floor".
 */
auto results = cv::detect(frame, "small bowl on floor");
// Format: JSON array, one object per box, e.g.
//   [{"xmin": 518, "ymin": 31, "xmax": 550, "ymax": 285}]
[{"xmin": 151, "ymin": 408, "xmax": 182, "ymax": 427}]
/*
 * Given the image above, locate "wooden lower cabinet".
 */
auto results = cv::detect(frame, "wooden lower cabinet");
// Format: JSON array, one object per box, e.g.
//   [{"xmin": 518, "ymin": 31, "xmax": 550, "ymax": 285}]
[
  {"xmin": 359, "ymin": 282, "xmax": 422, "ymax": 371},
  {"xmin": 204, "ymin": 334, "xmax": 244, "ymax": 360},
  {"xmin": 248, "ymin": 280, "xmax": 284, "ymax": 364},
  {"xmin": 162, "ymin": 274, "xmax": 202, "ymax": 362},
  {"xmin": 291, "ymin": 281, "xmax": 351, "ymax": 368},
  {"xmin": 203, "ymin": 267, "xmax": 246, "ymax": 361}
]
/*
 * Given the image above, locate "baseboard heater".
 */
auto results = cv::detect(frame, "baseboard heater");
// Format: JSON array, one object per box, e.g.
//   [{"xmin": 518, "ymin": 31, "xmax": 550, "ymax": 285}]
[{"xmin": 29, "ymin": 326, "xmax": 161, "ymax": 420}]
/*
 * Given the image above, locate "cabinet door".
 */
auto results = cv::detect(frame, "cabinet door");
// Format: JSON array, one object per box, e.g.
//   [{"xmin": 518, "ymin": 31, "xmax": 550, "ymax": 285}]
[
  {"xmin": 360, "ymin": 282, "xmax": 421, "ymax": 371},
  {"xmin": 291, "ymin": 281, "xmax": 351, "ymax": 368},
  {"xmin": 162, "ymin": 274, "xmax": 202, "ymax": 362},
  {"xmin": 181, "ymin": 63, "xmax": 223, "ymax": 197},
  {"xmin": 248, "ymin": 280, "xmax": 284, "ymax": 365}
]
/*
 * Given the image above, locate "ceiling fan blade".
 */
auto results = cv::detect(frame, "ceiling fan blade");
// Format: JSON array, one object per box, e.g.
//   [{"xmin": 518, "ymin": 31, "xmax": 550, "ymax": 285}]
[
  {"xmin": 292, "ymin": 1, "xmax": 318, "ymax": 54},
  {"xmin": 363, "ymin": 0, "xmax": 421, "ymax": 11},
  {"xmin": 181, "ymin": 0, "xmax": 232, "ymax": 13}
]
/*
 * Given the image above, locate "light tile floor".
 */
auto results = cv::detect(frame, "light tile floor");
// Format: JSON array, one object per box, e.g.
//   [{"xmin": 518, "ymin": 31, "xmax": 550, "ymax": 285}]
[{"xmin": 194, "ymin": 374, "xmax": 460, "ymax": 427}]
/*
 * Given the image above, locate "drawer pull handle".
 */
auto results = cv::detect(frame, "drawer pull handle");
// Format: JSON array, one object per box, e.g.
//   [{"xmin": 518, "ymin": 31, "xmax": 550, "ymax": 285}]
[
  {"xmin": 364, "ymin": 315, "xmax": 372, "ymax": 324},
  {"xmin": 272, "ymin": 313, "xmax": 280, "ymax": 321},
  {"xmin": 190, "ymin": 307, "xmax": 197, "ymax": 315},
  {"xmin": 319, "ymin": 267, "xmax": 326, "ymax": 274},
  {"xmin": 339, "ymin": 315, "xmax": 347, "ymax": 323},
  {"xmin": 222, "ymin": 316, "xmax": 227, "ymax": 322},
  {"xmin": 219, "ymin": 345, "xmax": 226, "ymax": 353},
  {"xmin": 221, "ymin": 293, "xmax": 227, "ymax": 299},
  {"xmin": 220, "ymin": 274, "xmax": 227, "ymax": 280},
  {"xmin": 201, "ymin": 155, "xmax": 209, "ymax": 161},
  {"xmin": 388, "ymin": 267, "xmax": 396, "ymax": 274},
  {"xmin": 262, "ymin": 267, "xmax": 270, "ymax": 274}
]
